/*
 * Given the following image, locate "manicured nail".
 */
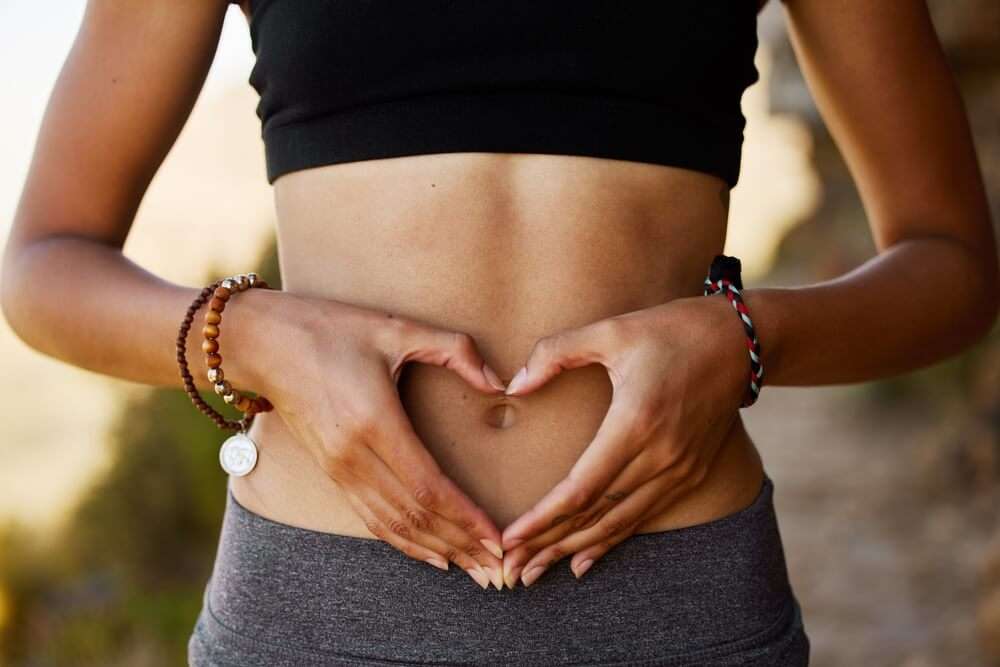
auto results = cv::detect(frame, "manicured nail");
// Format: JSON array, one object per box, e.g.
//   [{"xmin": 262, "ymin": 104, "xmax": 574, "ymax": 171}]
[
  {"xmin": 502, "ymin": 560, "xmax": 515, "ymax": 589},
  {"xmin": 480, "ymin": 538, "xmax": 504, "ymax": 559},
  {"xmin": 489, "ymin": 567, "xmax": 504, "ymax": 591},
  {"xmin": 466, "ymin": 566, "xmax": 490, "ymax": 589},
  {"xmin": 482, "ymin": 363, "xmax": 506, "ymax": 391},
  {"xmin": 425, "ymin": 556, "xmax": 449, "ymax": 571},
  {"xmin": 504, "ymin": 367, "xmax": 527, "ymax": 395},
  {"xmin": 573, "ymin": 559, "xmax": 594, "ymax": 579},
  {"xmin": 521, "ymin": 565, "xmax": 545, "ymax": 587}
]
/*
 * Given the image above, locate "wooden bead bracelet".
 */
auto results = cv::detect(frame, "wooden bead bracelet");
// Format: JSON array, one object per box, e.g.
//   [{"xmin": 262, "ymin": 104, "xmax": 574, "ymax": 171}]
[{"xmin": 176, "ymin": 272, "xmax": 275, "ymax": 476}]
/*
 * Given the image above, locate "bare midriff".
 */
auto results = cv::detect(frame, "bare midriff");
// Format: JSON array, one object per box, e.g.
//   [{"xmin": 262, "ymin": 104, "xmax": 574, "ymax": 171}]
[{"xmin": 231, "ymin": 152, "xmax": 765, "ymax": 538}]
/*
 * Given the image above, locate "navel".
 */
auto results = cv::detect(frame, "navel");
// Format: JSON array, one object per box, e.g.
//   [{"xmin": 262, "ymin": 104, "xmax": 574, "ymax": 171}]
[{"xmin": 484, "ymin": 401, "xmax": 516, "ymax": 429}]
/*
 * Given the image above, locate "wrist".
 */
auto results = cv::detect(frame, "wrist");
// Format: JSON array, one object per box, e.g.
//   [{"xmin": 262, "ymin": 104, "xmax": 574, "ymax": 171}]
[
  {"xmin": 699, "ymin": 292, "xmax": 757, "ymax": 405},
  {"xmin": 734, "ymin": 287, "xmax": 783, "ymax": 388},
  {"xmin": 208, "ymin": 285, "xmax": 291, "ymax": 400}
]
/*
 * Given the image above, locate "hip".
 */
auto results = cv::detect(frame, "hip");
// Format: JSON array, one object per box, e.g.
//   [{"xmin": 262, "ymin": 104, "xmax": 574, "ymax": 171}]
[{"xmin": 189, "ymin": 471, "xmax": 809, "ymax": 666}]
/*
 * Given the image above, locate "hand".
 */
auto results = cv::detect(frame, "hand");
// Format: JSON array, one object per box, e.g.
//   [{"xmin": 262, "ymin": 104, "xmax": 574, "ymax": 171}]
[
  {"xmin": 239, "ymin": 289, "xmax": 509, "ymax": 590},
  {"xmin": 497, "ymin": 294, "xmax": 750, "ymax": 588}
]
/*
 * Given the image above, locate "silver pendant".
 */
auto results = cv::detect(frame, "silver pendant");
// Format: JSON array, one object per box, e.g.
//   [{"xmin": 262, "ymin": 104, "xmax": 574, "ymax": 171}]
[{"xmin": 219, "ymin": 431, "xmax": 258, "ymax": 477}]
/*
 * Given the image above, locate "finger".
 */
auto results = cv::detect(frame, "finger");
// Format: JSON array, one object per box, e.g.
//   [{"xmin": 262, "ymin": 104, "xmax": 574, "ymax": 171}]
[
  {"xmin": 522, "ymin": 470, "xmax": 688, "ymax": 586},
  {"xmin": 500, "ymin": 396, "xmax": 646, "ymax": 550},
  {"xmin": 338, "ymin": 485, "xmax": 456, "ymax": 574},
  {"xmin": 566, "ymin": 473, "xmax": 699, "ymax": 580},
  {"xmin": 565, "ymin": 447, "xmax": 717, "ymax": 573},
  {"xmin": 555, "ymin": 450, "xmax": 709, "ymax": 580},
  {"xmin": 504, "ymin": 319, "xmax": 615, "ymax": 396},
  {"xmin": 501, "ymin": 447, "xmax": 666, "ymax": 587},
  {"xmin": 391, "ymin": 321, "xmax": 505, "ymax": 393},
  {"xmin": 338, "ymin": 439, "xmax": 504, "ymax": 588},
  {"xmin": 535, "ymin": 421, "xmax": 728, "ymax": 580},
  {"xmin": 342, "ymin": 468, "xmax": 499, "ymax": 590},
  {"xmin": 365, "ymin": 382, "xmax": 505, "ymax": 558}
]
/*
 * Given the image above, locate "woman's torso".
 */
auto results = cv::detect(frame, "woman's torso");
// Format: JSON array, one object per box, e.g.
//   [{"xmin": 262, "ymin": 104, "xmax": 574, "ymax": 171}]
[
  {"xmin": 233, "ymin": 151, "xmax": 765, "ymax": 537},
  {"xmin": 229, "ymin": 0, "xmax": 765, "ymax": 538}
]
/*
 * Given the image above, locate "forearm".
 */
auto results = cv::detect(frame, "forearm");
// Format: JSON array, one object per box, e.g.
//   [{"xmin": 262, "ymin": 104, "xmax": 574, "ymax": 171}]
[
  {"xmin": 1, "ymin": 235, "xmax": 277, "ymax": 395},
  {"xmin": 740, "ymin": 235, "xmax": 999, "ymax": 387}
]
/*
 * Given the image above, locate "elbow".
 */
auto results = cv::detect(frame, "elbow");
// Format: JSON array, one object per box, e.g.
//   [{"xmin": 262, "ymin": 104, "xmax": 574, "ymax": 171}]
[{"xmin": 0, "ymin": 233, "xmax": 44, "ymax": 348}]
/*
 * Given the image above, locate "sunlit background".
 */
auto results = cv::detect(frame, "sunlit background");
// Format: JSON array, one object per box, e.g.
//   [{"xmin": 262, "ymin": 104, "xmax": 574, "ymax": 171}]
[{"xmin": 0, "ymin": 2, "xmax": 997, "ymax": 665}]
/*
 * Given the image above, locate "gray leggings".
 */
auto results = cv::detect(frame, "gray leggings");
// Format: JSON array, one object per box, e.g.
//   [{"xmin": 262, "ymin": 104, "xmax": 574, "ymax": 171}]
[{"xmin": 188, "ymin": 472, "xmax": 810, "ymax": 666}]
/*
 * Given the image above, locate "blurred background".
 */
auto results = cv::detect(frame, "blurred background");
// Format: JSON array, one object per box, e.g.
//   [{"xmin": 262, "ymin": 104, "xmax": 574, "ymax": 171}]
[{"xmin": 0, "ymin": 1, "xmax": 997, "ymax": 665}]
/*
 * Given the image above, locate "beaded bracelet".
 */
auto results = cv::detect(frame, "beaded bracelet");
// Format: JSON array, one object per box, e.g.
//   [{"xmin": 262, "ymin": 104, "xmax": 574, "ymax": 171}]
[
  {"xmin": 702, "ymin": 254, "xmax": 764, "ymax": 408},
  {"xmin": 176, "ymin": 272, "xmax": 275, "ymax": 476}
]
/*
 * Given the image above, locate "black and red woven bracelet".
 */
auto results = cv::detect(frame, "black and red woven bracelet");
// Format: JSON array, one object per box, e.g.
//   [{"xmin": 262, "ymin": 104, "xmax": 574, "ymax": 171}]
[{"xmin": 703, "ymin": 254, "xmax": 764, "ymax": 408}]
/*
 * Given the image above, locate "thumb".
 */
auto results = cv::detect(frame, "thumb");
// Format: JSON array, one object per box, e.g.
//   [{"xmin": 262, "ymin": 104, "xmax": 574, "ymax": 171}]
[
  {"xmin": 505, "ymin": 322, "xmax": 610, "ymax": 396},
  {"xmin": 392, "ymin": 324, "xmax": 506, "ymax": 394}
]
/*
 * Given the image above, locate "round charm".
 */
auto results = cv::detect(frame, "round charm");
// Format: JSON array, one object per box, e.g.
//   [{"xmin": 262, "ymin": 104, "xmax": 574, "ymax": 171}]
[{"xmin": 219, "ymin": 432, "xmax": 258, "ymax": 477}]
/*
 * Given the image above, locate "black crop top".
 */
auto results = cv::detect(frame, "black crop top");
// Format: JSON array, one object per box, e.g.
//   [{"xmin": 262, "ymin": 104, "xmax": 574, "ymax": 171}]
[{"xmin": 235, "ymin": 1, "xmax": 761, "ymax": 188}]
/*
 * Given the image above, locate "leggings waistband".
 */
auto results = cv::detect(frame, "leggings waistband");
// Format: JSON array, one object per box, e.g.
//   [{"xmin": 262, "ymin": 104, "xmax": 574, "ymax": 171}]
[{"xmin": 194, "ymin": 473, "xmax": 808, "ymax": 666}]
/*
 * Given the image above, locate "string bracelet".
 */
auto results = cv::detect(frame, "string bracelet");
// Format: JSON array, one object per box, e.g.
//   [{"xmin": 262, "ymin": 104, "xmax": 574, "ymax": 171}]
[{"xmin": 702, "ymin": 254, "xmax": 764, "ymax": 408}]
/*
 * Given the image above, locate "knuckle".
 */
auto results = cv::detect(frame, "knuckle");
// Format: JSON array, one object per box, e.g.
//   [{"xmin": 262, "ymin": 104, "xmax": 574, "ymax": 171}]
[
  {"xmin": 568, "ymin": 486, "xmax": 595, "ymax": 510},
  {"xmin": 463, "ymin": 541, "xmax": 483, "ymax": 558},
  {"xmin": 548, "ymin": 545, "xmax": 566, "ymax": 561},
  {"xmin": 652, "ymin": 446, "xmax": 682, "ymax": 472},
  {"xmin": 450, "ymin": 331, "xmax": 477, "ymax": 356},
  {"xmin": 600, "ymin": 539, "xmax": 616, "ymax": 552},
  {"xmin": 533, "ymin": 334, "xmax": 558, "ymax": 360},
  {"xmin": 571, "ymin": 508, "xmax": 603, "ymax": 530},
  {"xmin": 346, "ymin": 407, "xmax": 383, "ymax": 440},
  {"xmin": 387, "ymin": 517, "xmax": 412, "ymax": 539},
  {"xmin": 629, "ymin": 401, "xmax": 662, "ymax": 440},
  {"xmin": 602, "ymin": 517, "xmax": 629, "ymax": 538},
  {"xmin": 320, "ymin": 443, "xmax": 355, "ymax": 476},
  {"xmin": 444, "ymin": 547, "xmax": 461, "ymax": 563},
  {"xmin": 561, "ymin": 478, "xmax": 597, "ymax": 510},
  {"xmin": 667, "ymin": 450, "xmax": 694, "ymax": 478},
  {"xmin": 594, "ymin": 316, "xmax": 630, "ymax": 345},
  {"xmin": 364, "ymin": 518, "xmax": 384, "ymax": 539},
  {"xmin": 404, "ymin": 506, "xmax": 434, "ymax": 531},
  {"xmin": 675, "ymin": 453, "xmax": 698, "ymax": 477},
  {"xmin": 412, "ymin": 482, "xmax": 441, "ymax": 511},
  {"xmin": 694, "ymin": 460, "xmax": 711, "ymax": 483}
]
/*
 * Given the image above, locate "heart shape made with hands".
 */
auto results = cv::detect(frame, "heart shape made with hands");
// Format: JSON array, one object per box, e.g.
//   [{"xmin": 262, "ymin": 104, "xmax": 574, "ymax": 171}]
[{"xmin": 396, "ymin": 295, "xmax": 747, "ymax": 590}]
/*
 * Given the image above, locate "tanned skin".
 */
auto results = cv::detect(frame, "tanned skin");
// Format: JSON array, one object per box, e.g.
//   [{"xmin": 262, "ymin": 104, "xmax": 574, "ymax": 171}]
[{"xmin": 2, "ymin": 0, "xmax": 996, "ymax": 591}]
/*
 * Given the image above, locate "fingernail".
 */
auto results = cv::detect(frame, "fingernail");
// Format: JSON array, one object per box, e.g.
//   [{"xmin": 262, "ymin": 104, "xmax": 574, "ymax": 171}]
[
  {"xmin": 504, "ymin": 367, "xmax": 527, "ymax": 395},
  {"xmin": 425, "ymin": 556, "xmax": 449, "ymax": 571},
  {"xmin": 480, "ymin": 538, "xmax": 504, "ymax": 559},
  {"xmin": 502, "ymin": 560, "xmax": 516, "ymax": 589},
  {"xmin": 489, "ymin": 567, "xmax": 504, "ymax": 591},
  {"xmin": 573, "ymin": 558, "xmax": 594, "ymax": 579},
  {"xmin": 466, "ymin": 566, "xmax": 490, "ymax": 589},
  {"xmin": 482, "ymin": 363, "xmax": 506, "ymax": 391},
  {"xmin": 521, "ymin": 565, "xmax": 545, "ymax": 587}
]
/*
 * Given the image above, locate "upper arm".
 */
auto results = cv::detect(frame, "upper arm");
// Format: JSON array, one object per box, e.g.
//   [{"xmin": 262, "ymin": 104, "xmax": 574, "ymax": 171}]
[
  {"xmin": 4, "ymin": 0, "xmax": 231, "ymax": 254},
  {"xmin": 781, "ymin": 0, "xmax": 995, "ymax": 261}
]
